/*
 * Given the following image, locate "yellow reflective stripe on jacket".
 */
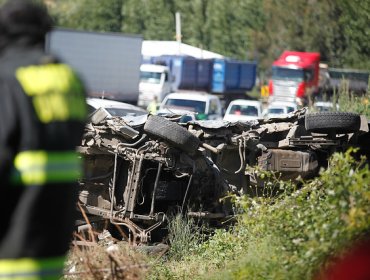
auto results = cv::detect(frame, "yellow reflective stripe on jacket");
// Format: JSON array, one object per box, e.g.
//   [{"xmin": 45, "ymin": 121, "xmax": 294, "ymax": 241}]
[
  {"xmin": 15, "ymin": 64, "xmax": 86, "ymax": 123},
  {"xmin": 0, "ymin": 256, "xmax": 65, "ymax": 279},
  {"xmin": 12, "ymin": 150, "xmax": 82, "ymax": 186}
]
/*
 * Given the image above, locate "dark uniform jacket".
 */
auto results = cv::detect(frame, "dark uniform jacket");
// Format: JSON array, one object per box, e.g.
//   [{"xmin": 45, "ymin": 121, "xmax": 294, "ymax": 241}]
[{"xmin": 0, "ymin": 43, "xmax": 86, "ymax": 278}]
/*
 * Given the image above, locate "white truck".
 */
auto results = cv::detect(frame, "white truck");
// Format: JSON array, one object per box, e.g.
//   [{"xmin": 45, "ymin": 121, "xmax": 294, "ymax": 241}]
[
  {"xmin": 46, "ymin": 28, "xmax": 143, "ymax": 103},
  {"xmin": 138, "ymin": 64, "xmax": 172, "ymax": 108}
]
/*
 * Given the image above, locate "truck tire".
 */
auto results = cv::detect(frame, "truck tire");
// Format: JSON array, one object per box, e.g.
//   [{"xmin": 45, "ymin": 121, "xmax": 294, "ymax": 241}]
[
  {"xmin": 144, "ymin": 115, "xmax": 200, "ymax": 154},
  {"xmin": 305, "ymin": 112, "xmax": 361, "ymax": 133}
]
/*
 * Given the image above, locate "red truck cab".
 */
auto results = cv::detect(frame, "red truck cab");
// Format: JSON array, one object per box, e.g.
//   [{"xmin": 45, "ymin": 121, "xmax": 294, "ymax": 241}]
[{"xmin": 269, "ymin": 51, "xmax": 320, "ymax": 106}]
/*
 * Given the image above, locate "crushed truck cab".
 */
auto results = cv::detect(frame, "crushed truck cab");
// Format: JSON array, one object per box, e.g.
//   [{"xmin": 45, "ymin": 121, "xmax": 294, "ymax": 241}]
[{"xmin": 76, "ymin": 108, "xmax": 369, "ymax": 244}]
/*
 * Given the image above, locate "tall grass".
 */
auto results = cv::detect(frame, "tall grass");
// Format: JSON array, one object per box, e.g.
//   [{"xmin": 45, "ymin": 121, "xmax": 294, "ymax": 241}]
[
  {"xmin": 330, "ymin": 80, "xmax": 370, "ymax": 117},
  {"xmin": 166, "ymin": 214, "xmax": 206, "ymax": 261},
  {"xmin": 337, "ymin": 91, "xmax": 370, "ymax": 118}
]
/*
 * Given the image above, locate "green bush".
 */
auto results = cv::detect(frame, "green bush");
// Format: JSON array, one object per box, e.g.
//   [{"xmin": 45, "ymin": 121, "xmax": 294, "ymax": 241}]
[
  {"xmin": 214, "ymin": 149, "xmax": 370, "ymax": 279},
  {"xmin": 149, "ymin": 150, "xmax": 370, "ymax": 279}
]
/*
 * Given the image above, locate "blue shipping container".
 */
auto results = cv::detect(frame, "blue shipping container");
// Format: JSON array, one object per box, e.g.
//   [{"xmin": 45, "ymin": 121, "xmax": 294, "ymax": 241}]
[
  {"xmin": 177, "ymin": 58, "xmax": 213, "ymax": 91},
  {"xmin": 212, "ymin": 59, "xmax": 257, "ymax": 94},
  {"xmin": 142, "ymin": 55, "xmax": 257, "ymax": 94}
]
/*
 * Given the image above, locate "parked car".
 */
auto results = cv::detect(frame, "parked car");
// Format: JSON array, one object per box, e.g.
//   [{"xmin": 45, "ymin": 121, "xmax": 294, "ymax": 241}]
[
  {"xmin": 312, "ymin": 101, "xmax": 339, "ymax": 112},
  {"xmin": 159, "ymin": 91, "xmax": 223, "ymax": 120},
  {"xmin": 77, "ymin": 108, "xmax": 369, "ymax": 245},
  {"xmin": 86, "ymin": 97, "xmax": 147, "ymax": 118},
  {"xmin": 223, "ymin": 99, "xmax": 263, "ymax": 122},
  {"xmin": 265, "ymin": 101, "xmax": 298, "ymax": 118}
]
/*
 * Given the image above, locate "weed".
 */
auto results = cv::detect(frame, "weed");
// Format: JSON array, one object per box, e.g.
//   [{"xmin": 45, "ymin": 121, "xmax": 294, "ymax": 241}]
[{"xmin": 166, "ymin": 214, "xmax": 205, "ymax": 261}]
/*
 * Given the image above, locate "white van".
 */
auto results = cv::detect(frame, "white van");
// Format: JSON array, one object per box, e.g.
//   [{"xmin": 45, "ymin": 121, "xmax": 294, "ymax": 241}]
[
  {"xmin": 159, "ymin": 91, "xmax": 223, "ymax": 120},
  {"xmin": 223, "ymin": 99, "xmax": 263, "ymax": 122}
]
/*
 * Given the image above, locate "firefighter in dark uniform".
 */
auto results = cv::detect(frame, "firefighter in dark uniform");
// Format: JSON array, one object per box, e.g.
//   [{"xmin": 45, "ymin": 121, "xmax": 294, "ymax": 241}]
[{"xmin": 0, "ymin": 0, "xmax": 87, "ymax": 278}]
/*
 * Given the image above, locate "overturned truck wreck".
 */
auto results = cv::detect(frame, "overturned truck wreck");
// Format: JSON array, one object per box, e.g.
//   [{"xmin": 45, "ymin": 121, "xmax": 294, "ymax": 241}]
[{"xmin": 77, "ymin": 108, "xmax": 369, "ymax": 244}]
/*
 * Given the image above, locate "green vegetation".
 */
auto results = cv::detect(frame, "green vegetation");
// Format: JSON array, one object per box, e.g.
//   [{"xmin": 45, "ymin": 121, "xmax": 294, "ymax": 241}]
[
  {"xmin": 338, "ymin": 92, "xmax": 370, "ymax": 118},
  {"xmin": 317, "ymin": 81, "xmax": 370, "ymax": 117},
  {"xmin": 148, "ymin": 149, "xmax": 370, "ymax": 279},
  {"xmin": 2, "ymin": 0, "xmax": 367, "ymax": 72},
  {"xmin": 43, "ymin": 0, "xmax": 370, "ymax": 71}
]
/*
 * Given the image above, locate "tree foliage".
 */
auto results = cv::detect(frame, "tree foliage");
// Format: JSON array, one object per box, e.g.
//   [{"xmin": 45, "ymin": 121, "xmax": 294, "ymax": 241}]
[
  {"xmin": 49, "ymin": 0, "xmax": 123, "ymax": 32},
  {"xmin": 43, "ymin": 0, "xmax": 370, "ymax": 71}
]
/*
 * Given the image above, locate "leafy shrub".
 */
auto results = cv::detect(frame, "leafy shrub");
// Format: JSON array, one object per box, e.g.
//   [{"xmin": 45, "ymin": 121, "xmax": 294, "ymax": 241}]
[
  {"xmin": 216, "ymin": 149, "xmax": 370, "ymax": 279},
  {"xmin": 150, "ymin": 150, "xmax": 370, "ymax": 280}
]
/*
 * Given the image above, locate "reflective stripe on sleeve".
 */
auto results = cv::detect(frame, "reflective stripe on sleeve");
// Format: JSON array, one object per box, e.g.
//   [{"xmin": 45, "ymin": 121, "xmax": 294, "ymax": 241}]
[
  {"xmin": 11, "ymin": 150, "xmax": 82, "ymax": 186},
  {"xmin": 0, "ymin": 256, "xmax": 65, "ymax": 279}
]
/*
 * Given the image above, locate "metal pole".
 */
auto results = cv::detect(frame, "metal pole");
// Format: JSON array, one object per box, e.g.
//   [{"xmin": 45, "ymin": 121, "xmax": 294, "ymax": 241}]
[{"xmin": 175, "ymin": 12, "xmax": 181, "ymax": 55}]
